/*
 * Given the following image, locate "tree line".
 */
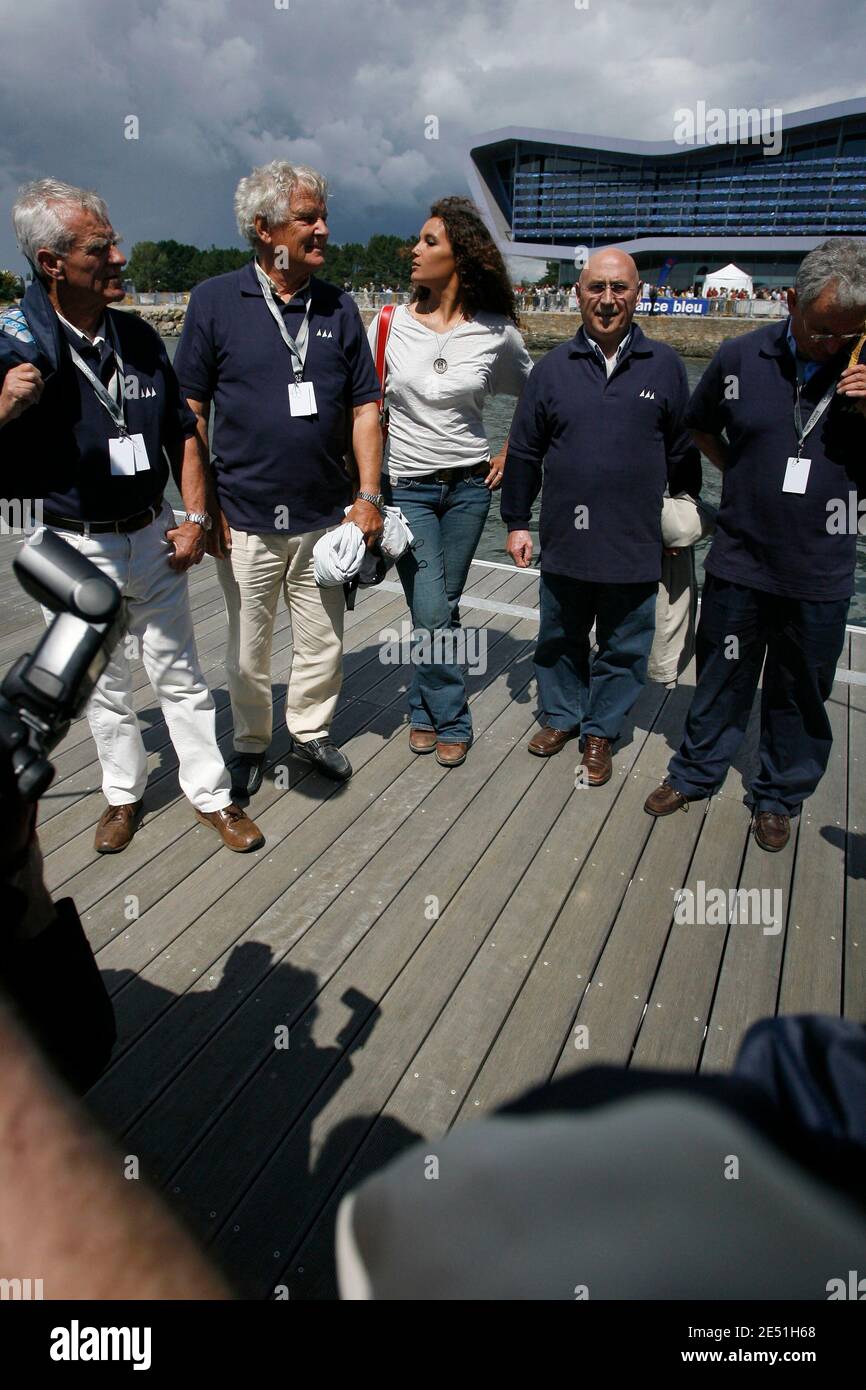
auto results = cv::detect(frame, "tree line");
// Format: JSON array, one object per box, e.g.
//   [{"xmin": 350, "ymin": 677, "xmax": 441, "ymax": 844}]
[{"xmin": 124, "ymin": 233, "xmax": 416, "ymax": 292}]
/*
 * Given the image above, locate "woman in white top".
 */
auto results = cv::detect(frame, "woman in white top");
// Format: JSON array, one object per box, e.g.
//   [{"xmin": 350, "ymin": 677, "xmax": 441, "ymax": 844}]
[{"xmin": 368, "ymin": 197, "xmax": 533, "ymax": 766}]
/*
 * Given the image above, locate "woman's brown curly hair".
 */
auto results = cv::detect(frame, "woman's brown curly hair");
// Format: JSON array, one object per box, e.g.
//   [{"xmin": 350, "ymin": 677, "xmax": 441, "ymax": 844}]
[{"xmin": 412, "ymin": 196, "xmax": 519, "ymax": 326}]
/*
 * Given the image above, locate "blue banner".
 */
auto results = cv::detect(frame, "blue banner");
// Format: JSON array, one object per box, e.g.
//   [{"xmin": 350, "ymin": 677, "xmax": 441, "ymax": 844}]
[{"xmin": 636, "ymin": 297, "xmax": 709, "ymax": 316}]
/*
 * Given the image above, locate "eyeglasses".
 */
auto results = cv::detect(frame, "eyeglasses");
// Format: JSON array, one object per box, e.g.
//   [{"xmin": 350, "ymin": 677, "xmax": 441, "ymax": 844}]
[
  {"xmin": 582, "ymin": 282, "xmax": 636, "ymax": 297},
  {"xmin": 801, "ymin": 318, "xmax": 865, "ymax": 345}
]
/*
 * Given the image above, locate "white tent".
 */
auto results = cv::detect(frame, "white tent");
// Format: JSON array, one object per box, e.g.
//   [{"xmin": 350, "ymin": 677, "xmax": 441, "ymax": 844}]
[{"xmin": 702, "ymin": 263, "xmax": 753, "ymax": 296}]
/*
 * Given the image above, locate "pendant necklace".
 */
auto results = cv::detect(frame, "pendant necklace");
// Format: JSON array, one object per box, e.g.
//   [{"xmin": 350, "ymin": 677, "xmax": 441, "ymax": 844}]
[{"xmin": 432, "ymin": 314, "xmax": 463, "ymax": 373}]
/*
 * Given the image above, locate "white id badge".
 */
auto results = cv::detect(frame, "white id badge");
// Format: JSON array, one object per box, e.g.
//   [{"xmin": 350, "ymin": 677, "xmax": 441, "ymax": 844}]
[
  {"xmin": 288, "ymin": 380, "xmax": 318, "ymax": 417},
  {"xmin": 131, "ymin": 432, "xmax": 151, "ymax": 472},
  {"xmin": 782, "ymin": 455, "xmax": 811, "ymax": 494},
  {"xmin": 109, "ymin": 435, "xmax": 137, "ymax": 477}
]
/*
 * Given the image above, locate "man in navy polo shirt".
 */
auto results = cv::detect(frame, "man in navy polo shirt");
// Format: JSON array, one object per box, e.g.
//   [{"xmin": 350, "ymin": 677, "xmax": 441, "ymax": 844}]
[
  {"xmin": 174, "ymin": 161, "xmax": 383, "ymax": 797},
  {"xmin": 502, "ymin": 248, "xmax": 701, "ymax": 786},
  {"xmin": 0, "ymin": 179, "xmax": 264, "ymax": 855},
  {"xmin": 645, "ymin": 239, "xmax": 866, "ymax": 851}
]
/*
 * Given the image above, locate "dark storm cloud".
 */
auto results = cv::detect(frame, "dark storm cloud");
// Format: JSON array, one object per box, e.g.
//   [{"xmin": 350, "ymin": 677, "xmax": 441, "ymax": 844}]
[{"xmin": 0, "ymin": 0, "xmax": 863, "ymax": 271}]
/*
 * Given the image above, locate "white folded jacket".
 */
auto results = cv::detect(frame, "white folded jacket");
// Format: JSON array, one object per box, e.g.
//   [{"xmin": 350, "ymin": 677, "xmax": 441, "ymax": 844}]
[{"xmin": 313, "ymin": 507, "xmax": 414, "ymax": 588}]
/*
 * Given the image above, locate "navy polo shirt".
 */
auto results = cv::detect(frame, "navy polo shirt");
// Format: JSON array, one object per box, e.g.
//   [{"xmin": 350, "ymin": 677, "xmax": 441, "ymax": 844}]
[
  {"xmin": 174, "ymin": 262, "xmax": 381, "ymax": 535},
  {"xmin": 502, "ymin": 322, "xmax": 702, "ymax": 583},
  {"xmin": 0, "ymin": 309, "xmax": 192, "ymax": 522},
  {"xmin": 685, "ymin": 319, "xmax": 866, "ymax": 601}
]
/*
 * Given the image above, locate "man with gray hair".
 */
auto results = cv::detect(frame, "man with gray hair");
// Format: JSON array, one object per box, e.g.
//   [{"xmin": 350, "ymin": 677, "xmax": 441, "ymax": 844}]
[
  {"xmin": 0, "ymin": 179, "xmax": 265, "ymax": 855},
  {"xmin": 174, "ymin": 161, "xmax": 383, "ymax": 798},
  {"xmin": 645, "ymin": 238, "xmax": 866, "ymax": 850}
]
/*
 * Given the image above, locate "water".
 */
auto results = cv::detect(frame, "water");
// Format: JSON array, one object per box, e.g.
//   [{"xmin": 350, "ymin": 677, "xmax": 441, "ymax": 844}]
[{"xmin": 162, "ymin": 340, "xmax": 866, "ymax": 624}]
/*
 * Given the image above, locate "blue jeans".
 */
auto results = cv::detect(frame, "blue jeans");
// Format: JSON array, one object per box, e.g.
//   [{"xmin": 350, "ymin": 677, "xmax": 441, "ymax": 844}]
[
  {"xmin": 384, "ymin": 472, "xmax": 491, "ymax": 742},
  {"xmin": 535, "ymin": 572, "xmax": 658, "ymax": 741},
  {"xmin": 667, "ymin": 575, "xmax": 849, "ymax": 816}
]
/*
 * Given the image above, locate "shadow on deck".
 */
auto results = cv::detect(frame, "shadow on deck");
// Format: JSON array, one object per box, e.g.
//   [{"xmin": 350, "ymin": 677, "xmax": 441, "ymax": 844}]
[{"xmin": 3, "ymin": 535, "xmax": 863, "ymax": 1299}]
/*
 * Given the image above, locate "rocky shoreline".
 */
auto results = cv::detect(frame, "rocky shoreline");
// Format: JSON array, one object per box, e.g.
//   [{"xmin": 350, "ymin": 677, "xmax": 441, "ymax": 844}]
[{"xmin": 126, "ymin": 302, "xmax": 759, "ymax": 358}]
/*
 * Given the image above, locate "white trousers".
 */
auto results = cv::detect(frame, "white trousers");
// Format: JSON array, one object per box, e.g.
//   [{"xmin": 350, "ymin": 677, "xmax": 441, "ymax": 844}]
[
  {"xmin": 218, "ymin": 525, "xmax": 346, "ymax": 752},
  {"xmin": 44, "ymin": 501, "xmax": 232, "ymax": 812}
]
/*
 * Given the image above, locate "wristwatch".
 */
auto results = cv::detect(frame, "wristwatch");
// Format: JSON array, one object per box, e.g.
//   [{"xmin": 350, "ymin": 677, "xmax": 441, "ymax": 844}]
[
  {"xmin": 357, "ymin": 491, "xmax": 385, "ymax": 513},
  {"xmin": 185, "ymin": 511, "xmax": 213, "ymax": 531}
]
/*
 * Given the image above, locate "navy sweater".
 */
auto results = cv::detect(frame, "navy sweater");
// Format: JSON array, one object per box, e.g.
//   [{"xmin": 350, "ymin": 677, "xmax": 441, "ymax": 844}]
[{"xmin": 501, "ymin": 323, "xmax": 701, "ymax": 583}]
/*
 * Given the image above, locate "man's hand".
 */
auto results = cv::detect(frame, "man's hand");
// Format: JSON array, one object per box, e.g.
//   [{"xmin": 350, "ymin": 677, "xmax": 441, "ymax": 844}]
[
  {"xmin": 165, "ymin": 520, "xmax": 206, "ymax": 572},
  {"xmin": 506, "ymin": 529, "xmax": 533, "ymax": 568},
  {"xmin": 345, "ymin": 498, "xmax": 384, "ymax": 548},
  {"xmin": 0, "ymin": 364, "xmax": 44, "ymax": 426},
  {"xmin": 837, "ymin": 363, "xmax": 866, "ymax": 418}
]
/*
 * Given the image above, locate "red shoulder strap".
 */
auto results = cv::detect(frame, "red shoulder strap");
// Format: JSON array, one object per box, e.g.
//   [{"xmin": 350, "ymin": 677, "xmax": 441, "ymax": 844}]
[{"xmin": 375, "ymin": 303, "xmax": 396, "ymax": 392}]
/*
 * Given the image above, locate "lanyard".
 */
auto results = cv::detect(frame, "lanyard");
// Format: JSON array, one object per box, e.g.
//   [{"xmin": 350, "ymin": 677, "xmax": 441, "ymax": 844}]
[
  {"xmin": 67, "ymin": 316, "xmax": 127, "ymax": 435},
  {"xmin": 793, "ymin": 375, "xmax": 838, "ymax": 457},
  {"xmin": 254, "ymin": 261, "xmax": 312, "ymax": 382}
]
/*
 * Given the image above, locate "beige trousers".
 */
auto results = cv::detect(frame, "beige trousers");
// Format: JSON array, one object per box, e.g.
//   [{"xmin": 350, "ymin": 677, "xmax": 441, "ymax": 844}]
[{"xmin": 218, "ymin": 525, "xmax": 345, "ymax": 752}]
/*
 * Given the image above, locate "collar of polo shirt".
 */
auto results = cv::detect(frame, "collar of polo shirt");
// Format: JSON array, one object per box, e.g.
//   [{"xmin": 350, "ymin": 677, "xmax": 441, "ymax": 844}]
[
  {"xmin": 56, "ymin": 307, "xmax": 108, "ymax": 346},
  {"xmin": 257, "ymin": 262, "xmax": 311, "ymax": 304}
]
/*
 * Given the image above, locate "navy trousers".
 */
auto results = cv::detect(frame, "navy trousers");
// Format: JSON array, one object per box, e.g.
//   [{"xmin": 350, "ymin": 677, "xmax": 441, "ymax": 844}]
[
  {"xmin": 535, "ymin": 572, "xmax": 657, "ymax": 741},
  {"xmin": 667, "ymin": 574, "xmax": 849, "ymax": 816}
]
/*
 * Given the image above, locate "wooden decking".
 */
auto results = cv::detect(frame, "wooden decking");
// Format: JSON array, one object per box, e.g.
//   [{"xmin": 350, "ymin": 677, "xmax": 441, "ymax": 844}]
[{"xmin": 3, "ymin": 530, "xmax": 864, "ymax": 1299}]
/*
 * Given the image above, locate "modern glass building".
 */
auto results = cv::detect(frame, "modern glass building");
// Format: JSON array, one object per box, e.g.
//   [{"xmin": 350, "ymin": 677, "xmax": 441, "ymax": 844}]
[{"xmin": 467, "ymin": 98, "xmax": 866, "ymax": 288}]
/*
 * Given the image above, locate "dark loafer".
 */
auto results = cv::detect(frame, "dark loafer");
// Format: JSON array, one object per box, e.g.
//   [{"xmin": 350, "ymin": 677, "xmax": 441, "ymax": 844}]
[
  {"xmin": 580, "ymin": 735, "xmax": 612, "ymax": 786},
  {"xmin": 644, "ymin": 780, "xmax": 690, "ymax": 816},
  {"xmin": 94, "ymin": 800, "xmax": 143, "ymax": 853},
  {"xmin": 409, "ymin": 727, "xmax": 438, "ymax": 754},
  {"xmin": 196, "ymin": 803, "xmax": 265, "ymax": 852},
  {"xmin": 291, "ymin": 736, "xmax": 353, "ymax": 782},
  {"xmin": 227, "ymin": 751, "xmax": 267, "ymax": 800},
  {"xmin": 436, "ymin": 740, "xmax": 469, "ymax": 767},
  {"xmin": 527, "ymin": 726, "xmax": 579, "ymax": 757},
  {"xmin": 753, "ymin": 811, "xmax": 790, "ymax": 852}
]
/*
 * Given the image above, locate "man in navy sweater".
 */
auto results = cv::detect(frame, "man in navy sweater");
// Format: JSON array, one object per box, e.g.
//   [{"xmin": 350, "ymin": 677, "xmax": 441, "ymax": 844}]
[
  {"xmin": 645, "ymin": 239, "xmax": 866, "ymax": 851},
  {"xmin": 502, "ymin": 249, "xmax": 701, "ymax": 786},
  {"xmin": 0, "ymin": 179, "xmax": 264, "ymax": 856}
]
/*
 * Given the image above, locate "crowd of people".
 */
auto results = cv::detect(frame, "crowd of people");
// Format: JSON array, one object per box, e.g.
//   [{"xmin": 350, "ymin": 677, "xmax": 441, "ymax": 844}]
[{"xmin": 1, "ymin": 165, "xmax": 866, "ymax": 1300}]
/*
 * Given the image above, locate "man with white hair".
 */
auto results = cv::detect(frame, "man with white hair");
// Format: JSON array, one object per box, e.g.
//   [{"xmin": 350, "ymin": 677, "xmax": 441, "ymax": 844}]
[
  {"xmin": 645, "ymin": 238, "xmax": 866, "ymax": 850},
  {"xmin": 0, "ymin": 179, "xmax": 265, "ymax": 855},
  {"xmin": 174, "ymin": 162, "xmax": 383, "ymax": 798}
]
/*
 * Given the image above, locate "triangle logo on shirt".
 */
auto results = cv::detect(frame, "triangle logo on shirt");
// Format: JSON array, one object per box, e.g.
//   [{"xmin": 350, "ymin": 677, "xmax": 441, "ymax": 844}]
[
  {"xmin": 316, "ymin": 328, "xmax": 333, "ymax": 339},
  {"xmin": 639, "ymin": 387, "xmax": 655, "ymax": 399}
]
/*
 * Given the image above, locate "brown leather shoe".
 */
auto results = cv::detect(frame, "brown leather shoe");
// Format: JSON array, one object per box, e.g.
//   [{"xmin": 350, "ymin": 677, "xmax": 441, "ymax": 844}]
[
  {"xmin": 644, "ymin": 780, "xmax": 689, "ymax": 816},
  {"xmin": 94, "ymin": 800, "xmax": 143, "ymax": 853},
  {"xmin": 527, "ymin": 726, "xmax": 578, "ymax": 757},
  {"xmin": 580, "ymin": 735, "xmax": 612, "ymax": 786},
  {"xmin": 196, "ymin": 803, "xmax": 265, "ymax": 852},
  {"xmin": 436, "ymin": 741, "xmax": 469, "ymax": 768},
  {"xmin": 753, "ymin": 811, "xmax": 790, "ymax": 852},
  {"xmin": 409, "ymin": 727, "xmax": 438, "ymax": 754}
]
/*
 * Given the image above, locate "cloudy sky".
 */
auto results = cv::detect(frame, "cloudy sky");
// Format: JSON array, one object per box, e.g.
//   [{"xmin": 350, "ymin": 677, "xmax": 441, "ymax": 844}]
[{"xmin": 0, "ymin": 0, "xmax": 862, "ymax": 275}]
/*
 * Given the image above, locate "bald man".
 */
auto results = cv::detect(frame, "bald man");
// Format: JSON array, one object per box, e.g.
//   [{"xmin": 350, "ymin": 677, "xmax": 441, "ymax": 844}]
[{"xmin": 502, "ymin": 250, "xmax": 701, "ymax": 784}]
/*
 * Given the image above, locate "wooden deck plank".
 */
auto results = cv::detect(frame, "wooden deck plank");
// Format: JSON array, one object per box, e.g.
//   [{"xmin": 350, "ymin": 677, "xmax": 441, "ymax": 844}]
[
  {"xmin": 630, "ymin": 795, "xmax": 749, "ymax": 1070},
  {"xmin": 550, "ymin": 777, "xmax": 708, "ymax": 1075},
  {"xmin": 777, "ymin": 638, "xmax": 848, "ymax": 1015}
]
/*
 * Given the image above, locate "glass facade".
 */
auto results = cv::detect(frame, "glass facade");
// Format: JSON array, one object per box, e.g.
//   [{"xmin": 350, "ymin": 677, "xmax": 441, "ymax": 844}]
[{"xmin": 480, "ymin": 115, "xmax": 866, "ymax": 247}]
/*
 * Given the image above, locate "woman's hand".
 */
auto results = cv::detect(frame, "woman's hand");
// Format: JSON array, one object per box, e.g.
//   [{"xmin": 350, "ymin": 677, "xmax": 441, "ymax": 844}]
[{"xmin": 485, "ymin": 449, "xmax": 507, "ymax": 490}]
